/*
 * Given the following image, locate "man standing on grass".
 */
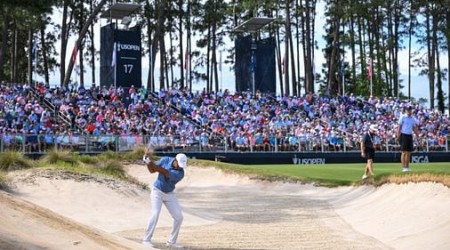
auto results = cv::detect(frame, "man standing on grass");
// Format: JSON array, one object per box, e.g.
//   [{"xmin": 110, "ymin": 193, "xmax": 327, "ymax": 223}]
[
  {"xmin": 397, "ymin": 105, "xmax": 419, "ymax": 172},
  {"xmin": 361, "ymin": 125, "xmax": 378, "ymax": 179}
]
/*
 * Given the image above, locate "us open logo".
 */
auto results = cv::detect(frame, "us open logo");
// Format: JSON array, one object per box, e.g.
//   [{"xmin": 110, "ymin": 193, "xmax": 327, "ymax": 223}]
[
  {"xmin": 118, "ymin": 42, "xmax": 140, "ymax": 51},
  {"xmin": 292, "ymin": 155, "xmax": 325, "ymax": 165}
]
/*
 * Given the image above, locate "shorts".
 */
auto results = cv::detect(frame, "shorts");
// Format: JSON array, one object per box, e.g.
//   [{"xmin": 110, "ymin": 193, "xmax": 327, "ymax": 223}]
[
  {"xmin": 400, "ymin": 134, "xmax": 413, "ymax": 152},
  {"xmin": 364, "ymin": 148, "xmax": 375, "ymax": 160}
]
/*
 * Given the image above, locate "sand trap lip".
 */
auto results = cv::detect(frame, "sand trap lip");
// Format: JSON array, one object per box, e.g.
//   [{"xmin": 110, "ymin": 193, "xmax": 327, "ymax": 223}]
[
  {"xmin": 0, "ymin": 191, "xmax": 146, "ymax": 250},
  {"xmin": 1, "ymin": 165, "xmax": 450, "ymax": 250}
]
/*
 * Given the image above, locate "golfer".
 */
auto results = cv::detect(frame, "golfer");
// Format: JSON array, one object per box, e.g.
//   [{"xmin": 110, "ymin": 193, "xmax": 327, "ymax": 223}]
[
  {"xmin": 360, "ymin": 125, "xmax": 378, "ymax": 179},
  {"xmin": 142, "ymin": 153, "xmax": 188, "ymax": 249},
  {"xmin": 397, "ymin": 105, "xmax": 419, "ymax": 172}
]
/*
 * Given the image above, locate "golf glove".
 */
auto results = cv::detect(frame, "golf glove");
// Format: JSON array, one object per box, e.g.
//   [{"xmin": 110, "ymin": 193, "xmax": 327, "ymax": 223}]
[{"xmin": 143, "ymin": 155, "xmax": 151, "ymax": 164}]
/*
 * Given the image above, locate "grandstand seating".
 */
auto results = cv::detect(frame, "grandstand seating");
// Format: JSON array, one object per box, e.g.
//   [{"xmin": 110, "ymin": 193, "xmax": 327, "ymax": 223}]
[{"xmin": 0, "ymin": 83, "xmax": 449, "ymax": 154}]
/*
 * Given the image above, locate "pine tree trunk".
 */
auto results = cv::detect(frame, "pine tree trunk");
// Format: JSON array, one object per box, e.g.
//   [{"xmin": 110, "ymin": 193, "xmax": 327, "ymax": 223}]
[
  {"xmin": 276, "ymin": 7, "xmax": 284, "ymax": 95},
  {"xmin": 206, "ymin": 26, "xmax": 211, "ymax": 92},
  {"xmin": 393, "ymin": 0, "xmax": 400, "ymax": 97},
  {"xmin": 447, "ymin": 7, "xmax": 450, "ymax": 111},
  {"xmin": 28, "ymin": 29, "xmax": 33, "ymax": 86},
  {"xmin": 0, "ymin": 13, "xmax": 8, "ymax": 83},
  {"xmin": 63, "ymin": 0, "xmax": 107, "ymax": 87},
  {"xmin": 284, "ymin": 0, "xmax": 290, "ymax": 96},
  {"xmin": 327, "ymin": 16, "xmax": 339, "ymax": 96},
  {"xmin": 426, "ymin": 6, "xmax": 435, "ymax": 109},
  {"xmin": 12, "ymin": 23, "xmax": 17, "ymax": 84},
  {"xmin": 78, "ymin": 45, "xmax": 84, "ymax": 88},
  {"xmin": 186, "ymin": 0, "xmax": 192, "ymax": 90},
  {"xmin": 40, "ymin": 22, "xmax": 49, "ymax": 85},
  {"xmin": 436, "ymin": 42, "xmax": 444, "ymax": 113},
  {"xmin": 357, "ymin": 16, "xmax": 365, "ymax": 93},
  {"xmin": 212, "ymin": 13, "xmax": 219, "ymax": 93},
  {"xmin": 160, "ymin": 30, "xmax": 165, "ymax": 90},
  {"xmin": 145, "ymin": 0, "xmax": 154, "ymax": 92},
  {"xmin": 433, "ymin": 8, "xmax": 443, "ymax": 112},
  {"xmin": 60, "ymin": 0, "xmax": 69, "ymax": 86},
  {"xmin": 304, "ymin": 0, "xmax": 313, "ymax": 93},
  {"xmin": 169, "ymin": 31, "xmax": 174, "ymax": 87},
  {"xmin": 178, "ymin": 0, "xmax": 184, "ymax": 89},
  {"xmin": 296, "ymin": 0, "xmax": 301, "ymax": 96},
  {"xmin": 350, "ymin": 14, "xmax": 356, "ymax": 93},
  {"xmin": 90, "ymin": 0, "xmax": 95, "ymax": 86},
  {"xmin": 289, "ymin": 28, "xmax": 297, "ymax": 96}
]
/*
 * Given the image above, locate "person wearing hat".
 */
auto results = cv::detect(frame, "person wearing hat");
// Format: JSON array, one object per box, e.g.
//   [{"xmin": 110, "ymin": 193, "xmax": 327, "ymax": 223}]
[
  {"xmin": 360, "ymin": 124, "xmax": 378, "ymax": 179},
  {"xmin": 397, "ymin": 105, "xmax": 419, "ymax": 172},
  {"xmin": 142, "ymin": 152, "xmax": 188, "ymax": 249}
]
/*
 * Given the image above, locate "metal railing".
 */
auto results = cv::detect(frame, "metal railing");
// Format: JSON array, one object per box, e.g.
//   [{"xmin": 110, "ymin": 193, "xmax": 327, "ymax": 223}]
[
  {"xmin": 0, "ymin": 133, "xmax": 448, "ymax": 154},
  {"xmin": 29, "ymin": 86, "xmax": 85, "ymax": 134}
]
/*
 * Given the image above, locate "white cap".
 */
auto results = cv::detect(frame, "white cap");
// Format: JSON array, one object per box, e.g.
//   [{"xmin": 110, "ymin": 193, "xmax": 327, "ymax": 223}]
[
  {"xmin": 369, "ymin": 125, "xmax": 378, "ymax": 132},
  {"xmin": 175, "ymin": 154, "xmax": 188, "ymax": 169}
]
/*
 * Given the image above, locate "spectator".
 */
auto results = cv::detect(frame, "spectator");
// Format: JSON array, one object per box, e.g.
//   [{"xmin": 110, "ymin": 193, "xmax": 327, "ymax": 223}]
[
  {"xmin": 397, "ymin": 105, "xmax": 420, "ymax": 172},
  {"xmin": 361, "ymin": 125, "xmax": 378, "ymax": 179}
]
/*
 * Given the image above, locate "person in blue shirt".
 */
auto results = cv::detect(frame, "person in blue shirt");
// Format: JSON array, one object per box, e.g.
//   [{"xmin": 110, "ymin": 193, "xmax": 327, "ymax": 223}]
[
  {"xmin": 397, "ymin": 105, "xmax": 419, "ymax": 172},
  {"xmin": 142, "ymin": 152, "xmax": 187, "ymax": 249}
]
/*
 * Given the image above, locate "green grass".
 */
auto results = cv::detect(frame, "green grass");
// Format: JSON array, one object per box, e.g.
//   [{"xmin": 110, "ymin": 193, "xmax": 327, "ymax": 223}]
[
  {"xmin": 1, "ymin": 149, "xmax": 449, "ymax": 190},
  {"xmin": 190, "ymin": 159, "xmax": 450, "ymax": 187}
]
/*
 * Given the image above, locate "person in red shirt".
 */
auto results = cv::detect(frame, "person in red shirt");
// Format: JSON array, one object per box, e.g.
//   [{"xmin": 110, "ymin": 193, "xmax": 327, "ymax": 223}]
[{"xmin": 86, "ymin": 121, "xmax": 96, "ymax": 134}]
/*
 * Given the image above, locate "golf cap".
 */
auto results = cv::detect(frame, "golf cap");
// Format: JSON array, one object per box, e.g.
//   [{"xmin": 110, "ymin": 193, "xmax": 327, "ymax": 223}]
[
  {"xmin": 369, "ymin": 125, "xmax": 378, "ymax": 132},
  {"xmin": 176, "ymin": 153, "xmax": 188, "ymax": 168},
  {"xmin": 405, "ymin": 105, "xmax": 413, "ymax": 110}
]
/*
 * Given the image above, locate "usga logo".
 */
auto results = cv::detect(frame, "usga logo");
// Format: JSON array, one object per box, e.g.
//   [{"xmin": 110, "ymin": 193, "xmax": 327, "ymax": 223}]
[{"xmin": 411, "ymin": 155, "xmax": 429, "ymax": 163}]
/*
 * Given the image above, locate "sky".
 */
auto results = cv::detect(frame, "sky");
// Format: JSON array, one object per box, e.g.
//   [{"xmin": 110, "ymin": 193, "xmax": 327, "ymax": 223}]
[{"xmin": 37, "ymin": 2, "xmax": 448, "ymax": 109}]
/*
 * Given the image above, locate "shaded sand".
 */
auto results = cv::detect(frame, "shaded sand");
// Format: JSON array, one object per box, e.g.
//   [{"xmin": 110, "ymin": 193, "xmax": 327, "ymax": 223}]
[{"xmin": 1, "ymin": 165, "xmax": 449, "ymax": 250}]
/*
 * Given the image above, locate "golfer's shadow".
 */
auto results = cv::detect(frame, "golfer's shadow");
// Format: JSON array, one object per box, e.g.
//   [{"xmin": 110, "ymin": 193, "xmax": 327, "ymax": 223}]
[{"xmin": 150, "ymin": 242, "xmax": 190, "ymax": 250}]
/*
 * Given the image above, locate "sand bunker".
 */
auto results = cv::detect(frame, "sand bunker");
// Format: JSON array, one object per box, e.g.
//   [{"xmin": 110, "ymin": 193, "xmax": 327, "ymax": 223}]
[{"xmin": 1, "ymin": 165, "xmax": 449, "ymax": 250}]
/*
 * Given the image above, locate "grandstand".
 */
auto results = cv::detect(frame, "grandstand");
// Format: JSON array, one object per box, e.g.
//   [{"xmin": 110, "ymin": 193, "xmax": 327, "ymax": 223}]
[{"xmin": 1, "ymin": 83, "xmax": 449, "ymax": 158}]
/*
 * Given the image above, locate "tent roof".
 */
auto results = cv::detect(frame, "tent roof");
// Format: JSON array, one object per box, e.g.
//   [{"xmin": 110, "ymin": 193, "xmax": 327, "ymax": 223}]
[
  {"xmin": 100, "ymin": 3, "xmax": 141, "ymax": 19},
  {"xmin": 234, "ymin": 17, "xmax": 275, "ymax": 33}
]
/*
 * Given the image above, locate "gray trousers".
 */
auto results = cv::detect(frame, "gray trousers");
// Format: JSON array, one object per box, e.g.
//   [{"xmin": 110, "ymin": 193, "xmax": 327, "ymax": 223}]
[{"xmin": 143, "ymin": 187, "xmax": 183, "ymax": 244}]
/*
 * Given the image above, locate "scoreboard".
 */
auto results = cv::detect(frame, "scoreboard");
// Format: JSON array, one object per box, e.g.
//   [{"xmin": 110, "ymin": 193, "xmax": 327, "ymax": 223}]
[
  {"xmin": 113, "ymin": 29, "xmax": 141, "ymax": 88},
  {"xmin": 101, "ymin": 23, "xmax": 142, "ymax": 89}
]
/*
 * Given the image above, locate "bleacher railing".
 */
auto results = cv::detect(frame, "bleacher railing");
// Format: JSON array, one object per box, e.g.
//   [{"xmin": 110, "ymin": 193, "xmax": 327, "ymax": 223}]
[{"xmin": 0, "ymin": 133, "xmax": 448, "ymax": 154}]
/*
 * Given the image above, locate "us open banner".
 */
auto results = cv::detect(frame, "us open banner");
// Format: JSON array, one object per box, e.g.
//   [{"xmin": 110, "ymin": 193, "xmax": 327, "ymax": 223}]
[{"xmin": 113, "ymin": 28, "xmax": 142, "ymax": 88}]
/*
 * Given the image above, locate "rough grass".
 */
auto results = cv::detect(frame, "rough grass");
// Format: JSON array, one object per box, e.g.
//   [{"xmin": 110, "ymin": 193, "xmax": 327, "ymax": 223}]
[
  {"xmin": 96, "ymin": 151, "xmax": 120, "ymax": 161},
  {"xmin": 120, "ymin": 146, "xmax": 147, "ymax": 161},
  {"xmin": 40, "ymin": 149, "xmax": 76, "ymax": 165},
  {"xmin": 3, "ymin": 150, "xmax": 448, "ymax": 190},
  {"xmin": 0, "ymin": 149, "xmax": 145, "ymax": 190},
  {"xmin": 0, "ymin": 151, "xmax": 34, "ymax": 171},
  {"xmin": 74, "ymin": 153, "xmax": 99, "ymax": 164},
  {"xmin": 376, "ymin": 173, "xmax": 450, "ymax": 187},
  {"xmin": 93, "ymin": 159, "xmax": 126, "ymax": 180}
]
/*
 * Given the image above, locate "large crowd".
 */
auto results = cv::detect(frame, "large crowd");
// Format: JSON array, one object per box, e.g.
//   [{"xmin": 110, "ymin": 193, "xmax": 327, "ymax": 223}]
[{"xmin": 1, "ymin": 82, "xmax": 449, "ymax": 153}]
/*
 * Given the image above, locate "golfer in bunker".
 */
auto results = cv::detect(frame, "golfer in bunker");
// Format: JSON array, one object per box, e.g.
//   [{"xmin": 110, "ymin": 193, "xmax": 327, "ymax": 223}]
[{"xmin": 142, "ymin": 153, "xmax": 188, "ymax": 249}]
